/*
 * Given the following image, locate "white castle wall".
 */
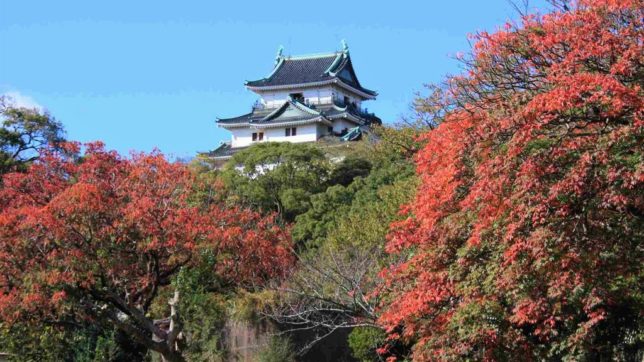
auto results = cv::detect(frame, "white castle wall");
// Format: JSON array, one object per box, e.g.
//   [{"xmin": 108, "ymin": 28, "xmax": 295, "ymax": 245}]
[
  {"xmin": 258, "ymin": 86, "xmax": 362, "ymax": 109},
  {"xmin": 230, "ymin": 123, "xmax": 320, "ymax": 148},
  {"xmin": 260, "ymin": 88, "xmax": 333, "ymax": 108}
]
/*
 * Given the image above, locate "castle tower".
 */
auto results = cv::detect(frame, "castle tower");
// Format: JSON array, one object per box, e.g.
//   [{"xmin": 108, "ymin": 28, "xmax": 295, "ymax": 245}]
[{"xmin": 203, "ymin": 41, "xmax": 380, "ymax": 163}]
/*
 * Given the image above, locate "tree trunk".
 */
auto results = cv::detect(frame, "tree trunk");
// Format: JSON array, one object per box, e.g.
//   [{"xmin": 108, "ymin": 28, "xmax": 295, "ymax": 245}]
[
  {"xmin": 153, "ymin": 289, "xmax": 185, "ymax": 362},
  {"xmin": 159, "ymin": 349, "xmax": 186, "ymax": 362}
]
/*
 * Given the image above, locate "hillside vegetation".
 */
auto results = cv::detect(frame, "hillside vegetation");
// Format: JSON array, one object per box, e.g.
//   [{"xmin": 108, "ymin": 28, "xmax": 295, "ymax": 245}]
[{"xmin": 0, "ymin": 0, "xmax": 642, "ymax": 361}]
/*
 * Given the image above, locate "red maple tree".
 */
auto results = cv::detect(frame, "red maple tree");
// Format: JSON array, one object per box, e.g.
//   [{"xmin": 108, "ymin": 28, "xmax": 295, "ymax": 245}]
[
  {"xmin": 378, "ymin": 0, "xmax": 643, "ymax": 360},
  {"xmin": 0, "ymin": 142, "xmax": 292, "ymax": 361}
]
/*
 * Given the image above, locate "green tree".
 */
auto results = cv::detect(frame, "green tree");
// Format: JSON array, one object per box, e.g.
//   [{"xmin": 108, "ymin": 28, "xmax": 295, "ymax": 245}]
[
  {"xmin": 328, "ymin": 156, "xmax": 372, "ymax": 186},
  {"xmin": 221, "ymin": 142, "xmax": 331, "ymax": 221},
  {"xmin": 292, "ymin": 155, "xmax": 415, "ymax": 249},
  {"xmin": 172, "ymin": 262, "xmax": 227, "ymax": 362},
  {"xmin": 0, "ymin": 322, "xmax": 145, "ymax": 362},
  {"xmin": 348, "ymin": 327, "xmax": 387, "ymax": 362},
  {"xmin": 0, "ymin": 96, "xmax": 65, "ymax": 175},
  {"xmin": 270, "ymin": 134, "xmax": 418, "ymax": 358},
  {"xmin": 291, "ymin": 184, "xmax": 355, "ymax": 248}
]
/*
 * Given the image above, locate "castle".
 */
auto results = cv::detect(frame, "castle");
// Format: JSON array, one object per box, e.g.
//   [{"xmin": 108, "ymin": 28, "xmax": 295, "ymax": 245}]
[{"xmin": 203, "ymin": 41, "xmax": 380, "ymax": 164}]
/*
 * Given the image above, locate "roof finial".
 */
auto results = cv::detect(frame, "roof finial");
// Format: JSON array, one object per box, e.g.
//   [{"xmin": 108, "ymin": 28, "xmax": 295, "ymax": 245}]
[
  {"xmin": 275, "ymin": 45, "xmax": 284, "ymax": 65},
  {"xmin": 341, "ymin": 39, "xmax": 349, "ymax": 54}
]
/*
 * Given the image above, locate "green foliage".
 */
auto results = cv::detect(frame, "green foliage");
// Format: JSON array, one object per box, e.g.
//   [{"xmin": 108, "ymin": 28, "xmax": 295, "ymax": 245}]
[
  {"xmin": 284, "ymin": 135, "xmax": 418, "ymax": 359},
  {"xmin": 174, "ymin": 259, "xmax": 227, "ymax": 361},
  {"xmin": 293, "ymin": 158, "xmax": 416, "ymax": 250},
  {"xmin": 256, "ymin": 336, "xmax": 296, "ymax": 362},
  {"xmin": 85, "ymin": 332, "xmax": 121, "ymax": 362},
  {"xmin": 368, "ymin": 124, "xmax": 427, "ymax": 162},
  {"xmin": 0, "ymin": 322, "xmax": 73, "ymax": 361},
  {"xmin": 279, "ymin": 188, "xmax": 313, "ymax": 217},
  {"xmin": 0, "ymin": 97, "xmax": 65, "ymax": 175},
  {"xmin": 146, "ymin": 259, "xmax": 228, "ymax": 361},
  {"xmin": 328, "ymin": 156, "xmax": 372, "ymax": 186},
  {"xmin": 348, "ymin": 327, "xmax": 387, "ymax": 362},
  {"xmin": 292, "ymin": 184, "xmax": 355, "ymax": 248},
  {"xmin": 0, "ymin": 323, "xmax": 142, "ymax": 362},
  {"xmin": 222, "ymin": 142, "xmax": 331, "ymax": 221},
  {"xmin": 227, "ymin": 289, "xmax": 279, "ymax": 323},
  {"xmin": 327, "ymin": 167, "xmax": 417, "ymax": 252}
]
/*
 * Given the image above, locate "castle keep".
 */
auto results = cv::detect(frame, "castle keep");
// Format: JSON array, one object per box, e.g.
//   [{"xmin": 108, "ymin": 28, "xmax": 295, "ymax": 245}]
[{"xmin": 204, "ymin": 41, "xmax": 380, "ymax": 163}]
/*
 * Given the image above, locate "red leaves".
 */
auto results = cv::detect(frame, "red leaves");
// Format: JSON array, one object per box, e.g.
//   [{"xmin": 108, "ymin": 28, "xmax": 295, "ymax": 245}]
[
  {"xmin": 203, "ymin": 206, "xmax": 293, "ymax": 284},
  {"xmin": 51, "ymin": 290, "xmax": 66, "ymax": 304},
  {"xmin": 377, "ymin": 1, "xmax": 643, "ymax": 360},
  {"xmin": 0, "ymin": 142, "xmax": 293, "ymax": 326},
  {"xmin": 413, "ymin": 113, "xmax": 474, "ymax": 233}
]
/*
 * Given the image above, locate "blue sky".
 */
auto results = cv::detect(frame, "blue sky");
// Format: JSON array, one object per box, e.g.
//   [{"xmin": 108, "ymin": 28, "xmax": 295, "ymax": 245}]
[{"xmin": 0, "ymin": 0, "xmax": 549, "ymax": 159}]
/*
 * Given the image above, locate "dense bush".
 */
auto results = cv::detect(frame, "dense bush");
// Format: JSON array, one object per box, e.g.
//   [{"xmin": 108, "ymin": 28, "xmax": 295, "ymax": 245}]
[{"xmin": 349, "ymin": 327, "xmax": 387, "ymax": 362}]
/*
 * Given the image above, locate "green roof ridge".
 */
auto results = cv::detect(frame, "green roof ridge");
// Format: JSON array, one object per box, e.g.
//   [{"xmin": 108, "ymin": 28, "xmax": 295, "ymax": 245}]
[{"xmin": 324, "ymin": 53, "xmax": 345, "ymax": 75}]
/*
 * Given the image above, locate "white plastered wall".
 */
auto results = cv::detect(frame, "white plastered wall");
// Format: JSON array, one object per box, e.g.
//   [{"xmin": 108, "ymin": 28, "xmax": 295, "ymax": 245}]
[{"xmin": 229, "ymin": 123, "xmax": 320, "ymax": 147}]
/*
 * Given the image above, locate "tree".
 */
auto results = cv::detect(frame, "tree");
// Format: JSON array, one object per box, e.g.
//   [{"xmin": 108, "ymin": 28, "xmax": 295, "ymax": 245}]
[
  {"xmin": 0, "ymin": 321, "xmax": 142, "ymax": 362},
  {"xmin": 270, "ymin": 149, "xmax": 417, "ymax": 358},
  {"xmin": 379, "ymin": 0, "xmax": 643, "ymax": 360},
  {"xmin": 0, "ymin": 142, "xmax": 293, "ymax": 362},
  {"xmin": 328, "ymin": 156, "xmax": 372, "ymax": 187},
  {"xmin": 0, "ymin": 96, "xmax": 65, "ymax": 175},
  {"xmin": 222, "ymin": 142, "xmax": 331, "ymax": 221},
  {"xmin": 367, "ymin": 83, "xmax": 449, "ymax": 162},
  {"xmin": 291, "ymin": 184, "xmax": 355, "ymax": 249},
  {"xmin": 348, "ymin": 326, "xmax": 388, "ymax": 362}
]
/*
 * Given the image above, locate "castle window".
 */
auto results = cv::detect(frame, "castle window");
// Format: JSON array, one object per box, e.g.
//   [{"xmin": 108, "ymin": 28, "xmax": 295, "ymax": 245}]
[
  {"xmin": 290, "ymin": 93, "xmax": 304, "ymax": 102},
  {"xmin": 285, "ymin": 127, "xmax": 297, "ymax": 137},
  {"xmin": 252, "ymin": 132, "xmax": 264, "ymax": 141},
  {"xmin": 343, "ymin": 96, "xmax": 350, "ymax": 105}
]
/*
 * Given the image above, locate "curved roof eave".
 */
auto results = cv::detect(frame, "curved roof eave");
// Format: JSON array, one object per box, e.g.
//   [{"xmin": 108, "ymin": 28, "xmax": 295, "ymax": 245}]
[
  {"xmin": 253, "ymin": 117, "xmax": 332, "ymax": 129},
  {"xmin": 246, "ymin": 79, "xmax": 377, "ymax": 99},
  {"xmin": 218, "ymin": 122, "xmax": 250, "ymax": 129}
]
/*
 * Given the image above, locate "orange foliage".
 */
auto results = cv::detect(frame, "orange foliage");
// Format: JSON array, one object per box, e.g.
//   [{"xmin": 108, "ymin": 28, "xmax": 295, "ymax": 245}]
[
  {"xmin": 0, "ymin": 142, "xmax": 292, "ymax": 329},
  {"xmin": 378, "ymin": 0, "xmax": 643, "ymax": 360}
]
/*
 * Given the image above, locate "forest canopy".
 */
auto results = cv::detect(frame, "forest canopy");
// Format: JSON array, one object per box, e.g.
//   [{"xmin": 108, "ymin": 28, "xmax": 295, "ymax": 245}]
[{"xmin": 0, "ymin": 0, "xmax": 642, "ymax": 361}]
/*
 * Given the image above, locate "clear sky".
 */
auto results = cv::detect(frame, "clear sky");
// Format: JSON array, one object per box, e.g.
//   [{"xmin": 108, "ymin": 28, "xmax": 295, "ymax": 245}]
[{"xmin": 0, "ymin": 0, "xmax": 550, "ymax": 159}]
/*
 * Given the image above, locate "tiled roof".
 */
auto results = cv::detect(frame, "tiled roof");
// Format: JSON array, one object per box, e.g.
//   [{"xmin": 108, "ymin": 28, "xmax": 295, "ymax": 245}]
[
  {"xmin": 199, "ymin": 142, "xmax": 243, "ymax": 159},
  {"xmin": 247, "ymin": 54, "xmax": 338, "ymax": 87},
  {"xmin": 217, "ymin": 99, "xmax": 381, "ymax": 128},
  {"xmin": 245, "ymin": 51, "xmax": 377, "ymax": 97},
  {"xmin": 215, "ymin": 100, "xmax": 321, "ymax": 126}
]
